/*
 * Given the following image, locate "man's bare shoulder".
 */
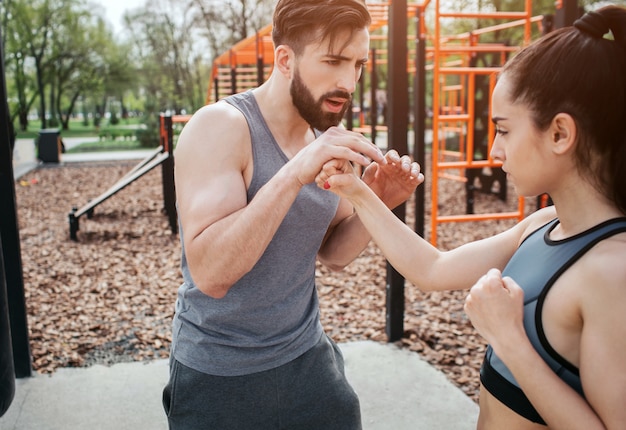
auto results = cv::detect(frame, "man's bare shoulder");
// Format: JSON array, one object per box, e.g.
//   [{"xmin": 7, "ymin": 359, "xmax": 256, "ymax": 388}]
[
  {"xmin": 176, "ymin": 101, "xmax": 250, "ymax": 153},
  {"xmin": 175, "ymin": 101, "xmax": 250, "ymax": 165}
]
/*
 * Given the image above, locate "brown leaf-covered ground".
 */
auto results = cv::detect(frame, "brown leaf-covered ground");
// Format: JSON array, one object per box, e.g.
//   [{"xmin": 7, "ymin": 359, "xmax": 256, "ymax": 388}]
[{"xmin": 14, "ymin": 159, "xmax": 532, "ymax": 403}]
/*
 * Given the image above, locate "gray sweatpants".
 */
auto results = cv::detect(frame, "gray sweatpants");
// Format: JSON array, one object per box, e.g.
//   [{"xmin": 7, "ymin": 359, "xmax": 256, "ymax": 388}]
[{"xmin": 162, "ymin": 334, "xmax": 362, "ymax": 429}]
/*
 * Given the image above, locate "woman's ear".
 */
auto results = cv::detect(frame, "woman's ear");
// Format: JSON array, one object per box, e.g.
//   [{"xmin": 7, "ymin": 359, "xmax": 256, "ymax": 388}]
[
  {"xmin": 274, "ymin": 45, "xmax": 294, "ymax": 79},
  {"xmin": 550, "ymin": 113, "xmax": 577, "ymax": 155}
]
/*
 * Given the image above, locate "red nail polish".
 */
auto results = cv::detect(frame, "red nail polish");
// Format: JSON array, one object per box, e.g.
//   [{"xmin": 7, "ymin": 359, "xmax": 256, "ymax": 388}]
[{"xmin": 323, "ymin": 181, "xmax": 330, "ymax": 190}]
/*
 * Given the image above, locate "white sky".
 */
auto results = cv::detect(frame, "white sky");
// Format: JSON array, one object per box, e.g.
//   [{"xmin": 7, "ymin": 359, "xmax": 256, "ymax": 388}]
[{"xmin": 94, "ymin": 0, "xmax": 146, "ymax": 35}]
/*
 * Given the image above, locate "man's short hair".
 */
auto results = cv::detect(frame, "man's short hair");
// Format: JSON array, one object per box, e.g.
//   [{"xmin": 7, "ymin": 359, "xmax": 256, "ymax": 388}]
[{"xmin": 272, "ymin": 0, "xmax": 371, "ymax": 55}]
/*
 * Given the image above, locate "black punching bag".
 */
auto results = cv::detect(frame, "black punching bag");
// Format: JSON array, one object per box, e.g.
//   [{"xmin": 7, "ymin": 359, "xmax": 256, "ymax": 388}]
[
  {"xmin": 0, "ymin": 239, "xmax": 15, "ymax": 417},
  {"xmin": 0, "ymin": 7, "xmax": 17, "ymax": 415}
]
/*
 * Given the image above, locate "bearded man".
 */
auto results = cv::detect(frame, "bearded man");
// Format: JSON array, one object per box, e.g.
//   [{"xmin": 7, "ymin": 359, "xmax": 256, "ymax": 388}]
[{"xmin": 164, "ymin": 1, "xmax": 422, "ymax": 428}]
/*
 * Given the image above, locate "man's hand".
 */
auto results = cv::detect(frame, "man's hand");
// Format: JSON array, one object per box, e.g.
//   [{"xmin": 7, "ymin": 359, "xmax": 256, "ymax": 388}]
[{"xmin": 289, "ymin": 127, "xmax": 385, "ymax": 186}]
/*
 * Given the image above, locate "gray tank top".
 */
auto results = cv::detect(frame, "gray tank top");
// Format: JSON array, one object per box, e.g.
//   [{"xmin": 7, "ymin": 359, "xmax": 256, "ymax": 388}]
[
  {"xmin": 481, "ymin": 217, "xmax": 626, "ymax": 424},
  {"xmin": 171, "ymin": 91, "xmax": 340, "ymax": 376}
]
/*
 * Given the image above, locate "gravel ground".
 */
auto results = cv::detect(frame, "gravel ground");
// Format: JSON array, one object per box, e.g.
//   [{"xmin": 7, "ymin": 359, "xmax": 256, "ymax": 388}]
[{"xmin": 14, "ymin": 159, "xmax": 532, "ymax": 403}]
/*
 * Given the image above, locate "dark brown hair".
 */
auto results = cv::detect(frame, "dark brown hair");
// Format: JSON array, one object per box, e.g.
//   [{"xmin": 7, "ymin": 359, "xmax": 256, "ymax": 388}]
[
  {"xmin": 501, "ymin": 5, "xmax": 626, "ymax": 213},
  {"xmin": 272, "ymin": 0, "xmax": 371, "ymax": 55}
]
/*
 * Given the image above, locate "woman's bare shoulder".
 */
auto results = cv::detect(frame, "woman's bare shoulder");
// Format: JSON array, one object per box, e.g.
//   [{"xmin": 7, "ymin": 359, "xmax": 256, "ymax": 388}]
[
  {"xmin": 505, "ymin": 206, "xmax": 558, "ymax": 247},
  {"xmin": 579, "ymin": 229, "xmax": 626, "ymax": 293}
]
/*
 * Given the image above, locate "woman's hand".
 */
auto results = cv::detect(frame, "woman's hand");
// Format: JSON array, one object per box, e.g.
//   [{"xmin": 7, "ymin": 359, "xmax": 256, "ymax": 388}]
[
  {"xmin": 315, "ymin": 150, "xmax": 423, "ymax": 209},
  {"xmin": 464, "ymin": 268, "xmax": 527, "ymax": 359}
]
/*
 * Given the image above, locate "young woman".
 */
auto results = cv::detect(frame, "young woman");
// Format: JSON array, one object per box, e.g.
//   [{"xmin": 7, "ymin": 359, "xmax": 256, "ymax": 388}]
[{"xmin": 317, "ymin": 5, "xmax": 626, "ymax": 429}]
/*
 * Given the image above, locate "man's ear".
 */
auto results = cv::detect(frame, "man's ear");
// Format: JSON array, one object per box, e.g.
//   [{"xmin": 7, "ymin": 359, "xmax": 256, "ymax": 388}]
[
  {"xmin": 274, "ymin": 45, "xmax": 294, "ymax": 79},
  {"xmin": 550, "ymin": 113, "xmax": 577, "ymax": 155}
]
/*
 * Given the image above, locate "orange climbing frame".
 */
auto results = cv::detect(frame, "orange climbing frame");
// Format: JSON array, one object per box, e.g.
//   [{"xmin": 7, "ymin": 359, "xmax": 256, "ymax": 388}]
[
  {"xmin": 203, "ymin": 1, "xmax": 550, "ymax": 246},
  {"xmin": 429, "ymin": 0, "xmax": 545, "ymax": 245}
]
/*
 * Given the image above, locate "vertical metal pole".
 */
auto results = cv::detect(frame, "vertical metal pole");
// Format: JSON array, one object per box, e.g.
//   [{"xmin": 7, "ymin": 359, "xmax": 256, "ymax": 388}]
[
  {"xmin": 230, "ymin": 50, "xmax": 237, "ymax": 95},
  {"xmin": 555, "ymin": 0, "xmax": 581, "ymax": 28},
  {"xmin": 0, "ymin": 21, "xmax": 31, "ymax": 378},
  {"xmin": 256, "ymin": 32, "xmax": 265, "ymax": 87},
  {"xmin": 386, "ymin": 0, "xmax": 409, "ymax": 342},
  {"xmin": 161, "ymin": 115, "xmax": 177, "ymax": 234},
  {"xmin": 230, "ymin": 67, "xmax": 237, "ymax": 95},
  {"xmin": 359, "ymin": 72, "xmax": 365, "ymax": 127},
  {"xmin": 345, "ymin": 101, "xmax": 354, "ymax": 130},
  {"xmin": 256, "ymin": 57, "xmax": 265, "ymax": 87},
  {"xmin": 413, "ymin": 11, "xmax": 426, "ymax": 238},
  {"xmin": 370, "ymin": 48, "xmax": 378, "ymax": 145}
]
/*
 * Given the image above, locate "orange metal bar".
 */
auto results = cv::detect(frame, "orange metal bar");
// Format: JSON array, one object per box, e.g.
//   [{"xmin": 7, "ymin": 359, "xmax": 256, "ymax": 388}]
[
  {"xmin": 431, "ymin": 0, "xmax": 442, "ymax": 244},
  {"xmin": 172, "ymin": 115, "xmax": 192, "ymax": 123},
  {"xmin": 437, "ymin": 209, "xmax": 525, "ymax": 223},
  {"xmin": 438, "ymin": 45, "xmax": 520, "ymax": 53},
  {"xmin": 466, "ymin": 71, "xmax": 475, "ymax": 164},
  {"xmin": 438, "ymin": 160, "xmax": 501, "ymax": 169},
  {"xmin": 439, "ymin": 11, "xmax": 528, "ymax": 19},
  {"xmin": 440, "ymin": 67, "xmax": 501, "ymax": 74},
  {"xmin": 486, "ymin": 73, "xmax": 498, "ymax": 161},
  {"xmin": 159, "ymin": 115, "xmax": 169, "ymax": 153},
  {"xmin": 524, "ymin": 0, "xmax": 533, "ymax": 43}
]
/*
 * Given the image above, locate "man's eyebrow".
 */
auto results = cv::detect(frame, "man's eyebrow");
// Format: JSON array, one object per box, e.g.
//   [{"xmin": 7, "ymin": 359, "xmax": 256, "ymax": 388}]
[
  {"xmin": 326, "ymin": 54, "xmax": 350, "ymax": 61},
  {"xmin": 326, "ymin": 54, "xmax": 369, "ymax": 64}
]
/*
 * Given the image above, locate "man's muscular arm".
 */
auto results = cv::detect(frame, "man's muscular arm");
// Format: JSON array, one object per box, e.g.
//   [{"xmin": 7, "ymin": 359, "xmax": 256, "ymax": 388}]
[{"xmin": 176, "ymin": 106, "xmax": 385, "ymax": 298}]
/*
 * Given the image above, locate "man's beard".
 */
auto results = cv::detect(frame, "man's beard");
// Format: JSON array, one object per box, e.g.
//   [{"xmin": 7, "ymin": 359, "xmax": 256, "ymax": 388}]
[{"xmin": 290, "ymin": 68, "xmax": 351, "ymax": 131}]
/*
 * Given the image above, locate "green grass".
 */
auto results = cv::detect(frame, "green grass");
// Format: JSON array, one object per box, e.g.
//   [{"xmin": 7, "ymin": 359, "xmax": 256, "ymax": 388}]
[
  {"xmin": 16, "ymin": 117, "xmax": 143, "ymax": 139},
  {"xmin": 65, "ymin": 139, "xmax": 145, "ymax": 153},
  {"xmin": 17, "ymin": 117, "xmax": 152, "ymax": 152}
]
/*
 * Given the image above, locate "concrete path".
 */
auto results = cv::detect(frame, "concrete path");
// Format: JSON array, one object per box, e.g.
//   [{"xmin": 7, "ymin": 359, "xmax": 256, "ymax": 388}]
[
  {"xmin": 0, "ymin": 341, "xmax": 478, "ymax": 430},
  {"xmin": 12, "ymin": 138, "xmax": 154, "ymax": 180},
  {"xmin": 11, "ymin": 138, "xmax": 40, "ymax": 180}
]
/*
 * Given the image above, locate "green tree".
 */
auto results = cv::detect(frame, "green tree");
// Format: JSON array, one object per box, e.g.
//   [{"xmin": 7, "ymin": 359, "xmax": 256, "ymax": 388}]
[
  {"xmin": 191, "ymin": 0, "xmax": 275, "ymax": 59},
  {"xmin": 2, "ymin": 1, "xmax": 38, "ymax": 131},
  {"xmin": 1, "ymin": 0, "xmax": 137, "ymax": 131},
  {"xmin": 14, "ymin": 0, "xmax": 59, "ymax": 129},
  {"xmin": 48, "ymin": 1, "xmax": 89, "ymax": 129},
  {"xmin": 125, "ymin": 0, "xmax": 209, "ymax": 114}
]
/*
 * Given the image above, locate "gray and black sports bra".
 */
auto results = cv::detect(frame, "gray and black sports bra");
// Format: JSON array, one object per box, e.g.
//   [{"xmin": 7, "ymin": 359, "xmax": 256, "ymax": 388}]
[{"xmin": 480, "ymin": 217, "xmax": 626, "ymax": 424}]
